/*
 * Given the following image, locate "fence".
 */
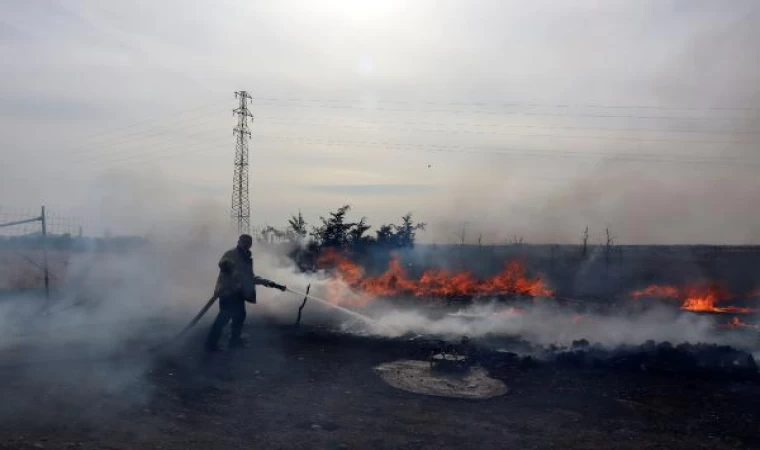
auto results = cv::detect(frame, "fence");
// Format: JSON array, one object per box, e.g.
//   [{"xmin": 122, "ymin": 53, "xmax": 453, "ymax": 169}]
[{"xmin": 0, "ymin": 206, "xmax": 50, "ymax": 300}]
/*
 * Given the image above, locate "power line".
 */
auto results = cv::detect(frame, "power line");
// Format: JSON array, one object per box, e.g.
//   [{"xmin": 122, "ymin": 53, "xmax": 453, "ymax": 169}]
[
  {"xmin": 66, "ymin": 124, "xmax": 225, "ymax": 165},
  {"xmin": 57, "ymin": 99, "xmax": 228, "ymax": 155},
  {"xmin": 49, "ymin": 103, "xmax": 760, "ymax": 169},
  {"xmin": 253, "ymin": 134, "xmax": 760, "ymax": 167},
  {"xmin": 87, "ymin": 136, "xmax": 231, "ymax": 168},
  {"xmin": 255, "ymin": 115, "xmax": 760, "ymax": 136},
  {"xmin": 248, "ymin": 96, "xmax": 760, "ymax": 119},
  {"xmin": 50, "ymin": 125, "xmax": 760, "ymax": 174},
  {"xmin": 27, "ymin": 92, "xmax": 760, "ymax": 181},
  {"xmin": 61, "ymin": 130, "xmax": 760, "ymax": 172},
  {"xmin": 60, "ymin": 110, "xmax": 758, "ymax": 166},
  {"xmin": 255, "ymin": 116, "xmax": 760, "ymax": 146},
  {"xmin": 87, "ymin": 141, "xmax": 227, "ymax": 170},
  {"xmin": 249, "ymin": 96, "xmax": 759, "ymax": 112},
  {"xmin": 62, "ymin": 107, "xmax": 226, "ymax": 160}
]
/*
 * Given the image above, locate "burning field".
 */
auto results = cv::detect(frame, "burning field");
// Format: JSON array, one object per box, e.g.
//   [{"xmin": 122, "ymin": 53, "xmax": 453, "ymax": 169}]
[
  {"xmin": 630, "ymin": 283, "xmax": 756, "ymax": 314},
  {"xmin": 310, "ymin": 248, "xmax": 760, "ymax": 341},
  {"xmin": 1, "ymin": 243, "xmax": 760, "ymax": 449},
  {"xmin": 316, "ymin": 249, "xmax": 553, "ymax": 306}
]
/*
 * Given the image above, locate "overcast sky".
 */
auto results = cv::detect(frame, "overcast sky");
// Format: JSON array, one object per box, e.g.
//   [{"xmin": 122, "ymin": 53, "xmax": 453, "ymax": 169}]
[{"xmin": 1, "ymin": 0, "xmax": 758, "ymax": 244}]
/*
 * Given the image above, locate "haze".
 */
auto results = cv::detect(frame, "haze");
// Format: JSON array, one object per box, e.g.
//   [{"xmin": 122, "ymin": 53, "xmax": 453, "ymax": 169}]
[{"xmin": 1, "ymin": 0, "xmax": 758, "ymax": 244}]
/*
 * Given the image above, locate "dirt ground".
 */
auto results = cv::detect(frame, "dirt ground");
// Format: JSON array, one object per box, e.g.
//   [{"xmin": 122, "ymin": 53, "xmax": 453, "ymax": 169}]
[{"xmin": 1, "ymin": 319, "xmax": 759, "ymax": 450}]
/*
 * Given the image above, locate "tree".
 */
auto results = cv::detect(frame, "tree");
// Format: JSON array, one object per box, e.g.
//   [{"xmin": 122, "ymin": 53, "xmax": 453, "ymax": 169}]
[
  {"xmin": 286, "ymin": 211, "xmax": 308, "ymax": 243},
  {"xmin": 289, "ymin": 207, "xmax": 426, "ymax": 270},
  {"xmin": 605, "ymin": 227, "xmax": 615, "ymax": 265},
  {"xmin": 348, "ymin": 217, "xmax": 375, "ymax": 253},
  {"xmin": 375, "ymin": 224, "xmax": 397, "ymax": 248},
  {"xmin": 260, "ymin": 225, "xmax": 286, "ymax": 243},
  {"xmin": 395, "ymin": 213, "xmax": 426, "ymax": 248},
  {"xmin": 348, "ymin": 217, "xmax": 371, "ymax": 243},
  {"xmin": 310, "ymin": 205, "xmax": 354, "ymax": 250},
  {"xmin": 581, "ymin": 226, "xmax": 589, "ymax": 259},
  {"xmin": 375, "ymin": 213, "xmax": 425, "ymax": 249}
]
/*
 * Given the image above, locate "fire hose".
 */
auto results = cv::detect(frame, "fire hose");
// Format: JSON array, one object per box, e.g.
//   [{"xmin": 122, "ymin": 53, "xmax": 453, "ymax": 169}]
[
  {"xmin": 174, "ymin": 294, "xmax": 219, "ymax": 339},
  {"xmin": 170, "ymin": 283, "xmax": 375, "ymax": 343},
  {"xmin": 0, "ymin": 281, "xmax": 376, "ymax": 368}
]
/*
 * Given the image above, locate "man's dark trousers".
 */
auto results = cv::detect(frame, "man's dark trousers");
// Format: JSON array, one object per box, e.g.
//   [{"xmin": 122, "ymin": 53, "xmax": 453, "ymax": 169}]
[{"xmin": 205, "ymin": 294, "xmax": 247, "ymax": 349}]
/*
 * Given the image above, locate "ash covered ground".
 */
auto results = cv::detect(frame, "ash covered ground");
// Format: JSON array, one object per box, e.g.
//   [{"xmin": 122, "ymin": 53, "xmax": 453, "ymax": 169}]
[
  {"xmin": 1, "ymin": 307, "xmax": 760, "ymax": 449},
  {"xmin": 1, "ymin": 243, "xmax": 760, "ymax": 449}
]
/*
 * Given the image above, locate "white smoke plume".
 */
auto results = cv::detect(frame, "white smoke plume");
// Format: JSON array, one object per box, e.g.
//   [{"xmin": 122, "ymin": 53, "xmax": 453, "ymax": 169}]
[
  {"xmin": 359, "ymin": 301, "xmax": 748, "ymax": 349},
  {"xmin": 0, "ymin": 217, "xmax": 756, "ymax": 424}
]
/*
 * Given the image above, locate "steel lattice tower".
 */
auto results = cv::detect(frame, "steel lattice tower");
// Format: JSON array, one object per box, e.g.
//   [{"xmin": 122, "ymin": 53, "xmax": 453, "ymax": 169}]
[{"xmin": 231, "ymin": 91, "xmax": 253, "ymax": 235}]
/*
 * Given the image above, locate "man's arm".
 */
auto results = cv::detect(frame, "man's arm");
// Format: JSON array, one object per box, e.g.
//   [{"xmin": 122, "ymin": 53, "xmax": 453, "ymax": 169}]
[{"xmin": 253, "ymin": 275, "xmax": 286, "ymax": 291}]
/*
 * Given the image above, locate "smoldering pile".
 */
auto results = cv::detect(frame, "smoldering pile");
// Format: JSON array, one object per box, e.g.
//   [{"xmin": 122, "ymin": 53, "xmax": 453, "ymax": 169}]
[
  {"xmin": 290, "ymin": 280, "xmax": 760, "ymax": 381},
  {"xmin": 294, "ymin": 325, "xmax": 759, "ymax": 381},
  {"xmin": 547, "ymin": 340, "xmax": 758, "ymax": 378}
]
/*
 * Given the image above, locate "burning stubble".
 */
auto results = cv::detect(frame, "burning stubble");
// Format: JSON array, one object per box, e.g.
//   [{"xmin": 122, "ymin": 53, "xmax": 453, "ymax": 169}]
[{"xmin": 1, "ymin": 230, "xmax": 759, "ymax": 425}]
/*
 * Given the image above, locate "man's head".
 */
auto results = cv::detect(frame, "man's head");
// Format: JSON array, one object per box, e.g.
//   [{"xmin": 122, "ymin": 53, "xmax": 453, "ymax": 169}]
[{"xmin": 237, "ymin": 234, "xmax": 253, "ymax": 251}]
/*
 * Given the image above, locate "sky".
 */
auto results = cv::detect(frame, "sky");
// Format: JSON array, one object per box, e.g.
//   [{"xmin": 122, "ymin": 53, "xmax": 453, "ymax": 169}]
[{"xmin": 0, "ymin": 0, "xmax": 759, "ymax": 244}]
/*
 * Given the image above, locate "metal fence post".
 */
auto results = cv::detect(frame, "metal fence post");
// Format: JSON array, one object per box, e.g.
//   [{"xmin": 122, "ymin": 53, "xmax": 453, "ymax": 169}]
[{"xmin": 41, "ymin": 206, "xmax": 50, "ymax": 303}]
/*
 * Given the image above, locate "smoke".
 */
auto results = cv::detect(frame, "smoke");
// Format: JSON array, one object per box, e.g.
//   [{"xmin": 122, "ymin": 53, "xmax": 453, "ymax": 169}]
[
  {"xmin": 0, "ymin": 238, "xmax": 208, "ymax": 422},
  {"xmin": 424, "ymin": 169, "xmax": 760, "ymax": 246},
  {"xmin": 0, "ymin": 214, "xmax": 366, "ymax": 423},
  {"xmin": 359, "ymin": 301, "xmax": 745, "ymax": 349},
  {"xmin": 1, "ymin": 165, "xmax": 757, "ymax": 427},
  {"xmin": 1, "ymin": 213, "xmax": 757, "ymax": 427}
]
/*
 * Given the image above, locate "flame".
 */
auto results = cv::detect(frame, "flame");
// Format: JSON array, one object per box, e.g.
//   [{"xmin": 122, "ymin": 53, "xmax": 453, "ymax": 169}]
[
  {"xmin": 317, "ymin": 250, "xmax": 365, "ymax": 284},
  {"xmin": 630, "ymin": 283, "xmax": 755, "ymax": 314},
  {"xmin": 723, "ymin": 316, "xmax": 759, "ymax": 330},
  {"xmin": 630, "ymin": 285, "xmax": 680, "ymax": 300},
  {"xmin": 318, "ymin": 249, "xmax": 553, "ymax": 305},
  {"xmin": 496, "ymin": 306, "xmax": 523, "ymax": 316}
]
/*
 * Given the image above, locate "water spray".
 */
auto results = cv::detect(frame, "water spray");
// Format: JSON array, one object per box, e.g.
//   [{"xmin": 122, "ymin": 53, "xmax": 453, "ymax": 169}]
[{"xmin": 285, "ymin": 287, "xmax": 376, "ymax": 325}]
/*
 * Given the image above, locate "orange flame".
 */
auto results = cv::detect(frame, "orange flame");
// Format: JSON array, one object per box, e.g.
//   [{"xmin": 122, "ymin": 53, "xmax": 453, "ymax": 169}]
[
  {"xmin": 317, "ymin": 250, "xmax": 365, "ymax": 284},
  {"xmin": 630, "ymin": 285, "xmax": 680, "ymax": 300},
  {"xmin": 318, "ymin": 249, "xmax": 553, "ymax": 305},
  {"xmin": 723, "ymin": 316, "xmax": 759, "ymax": 330},
  {"xmin": 495, "ymin": 306, "xmax": 523, "ymax": 316},
  {"xmin": 630, "ymin": 283, "xmax": 755, "ymax": 314}
]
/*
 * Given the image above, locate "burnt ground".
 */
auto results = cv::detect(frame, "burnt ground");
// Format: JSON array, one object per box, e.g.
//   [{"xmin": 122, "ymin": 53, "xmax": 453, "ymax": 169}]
[{"xmin": 1, "ymin": 320, "xmax": 760, "ymax": 450}]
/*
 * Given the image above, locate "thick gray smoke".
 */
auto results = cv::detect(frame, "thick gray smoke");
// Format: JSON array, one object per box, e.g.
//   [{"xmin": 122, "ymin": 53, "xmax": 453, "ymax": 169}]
[
  {"xmin": 0, "ymin": 211, "xmax": 756, "ymax": 424},
  {"xmin": 228, "ymin": 247, "xmax": 758, "ymax": 352},
  {"xmin": 360, "ymin": 302, "xmax": 745, "ymax": 349},
  {"xmin": 0, "ymin": 226, "xmax": 334, "ymax": 422}
]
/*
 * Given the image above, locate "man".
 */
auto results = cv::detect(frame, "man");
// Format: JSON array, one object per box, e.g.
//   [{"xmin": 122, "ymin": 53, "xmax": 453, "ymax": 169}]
[{"xmin": 205, "ymin": 234, "xmax": 286, "ymax": 352}]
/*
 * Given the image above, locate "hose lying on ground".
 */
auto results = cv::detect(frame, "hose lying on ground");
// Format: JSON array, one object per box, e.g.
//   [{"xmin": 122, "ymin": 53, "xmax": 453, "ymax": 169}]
[{"xmin": 175, "ymin": 294, "xmax": 219, "ymax": 339}]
